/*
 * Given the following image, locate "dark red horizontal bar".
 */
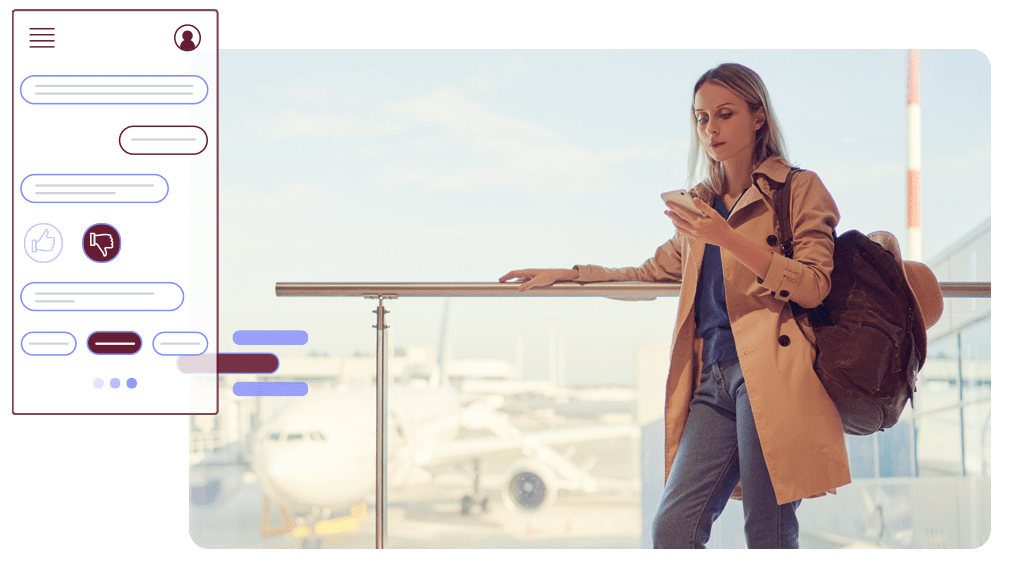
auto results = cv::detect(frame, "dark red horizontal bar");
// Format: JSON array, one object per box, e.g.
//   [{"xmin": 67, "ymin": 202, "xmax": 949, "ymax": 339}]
[
  {"xmin": 218, "ymin": 353, "xmax": 278, "ymax": 374},
  {"xmin": 175, "ymin": 353, "xmax": 279, "ymax": 374}
]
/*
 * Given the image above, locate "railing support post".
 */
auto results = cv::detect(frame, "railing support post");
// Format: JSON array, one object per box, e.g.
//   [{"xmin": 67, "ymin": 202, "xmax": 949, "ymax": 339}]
[{"xmin": 372, "ymin": 295, "xmax": 395, "ymax": 549}]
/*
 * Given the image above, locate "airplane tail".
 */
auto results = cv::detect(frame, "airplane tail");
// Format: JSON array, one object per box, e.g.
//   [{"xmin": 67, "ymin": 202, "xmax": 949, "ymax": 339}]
[{"xmin": 429, "ymin": 298, "xmax": 452, "ymax": 389}]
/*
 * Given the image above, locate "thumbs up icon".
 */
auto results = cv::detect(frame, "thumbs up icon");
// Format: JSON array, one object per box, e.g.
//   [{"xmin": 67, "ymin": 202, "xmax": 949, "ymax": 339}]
[
  {"xmin": 83, "ymin": 223, "xmax": 121, "ymax": 263},
  {"xmin": 24, "ymin": 224, "xmax": 63, "ymax": 263},
  {"xmin": 31, "ymin": 228, "xmax": 56, "ymax": 253}
]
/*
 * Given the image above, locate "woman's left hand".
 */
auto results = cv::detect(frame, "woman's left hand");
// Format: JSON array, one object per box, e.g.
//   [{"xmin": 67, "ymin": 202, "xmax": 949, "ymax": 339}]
[{"xmin": 664, "ymin": 196, "xmax": 734, "ymax": 247}]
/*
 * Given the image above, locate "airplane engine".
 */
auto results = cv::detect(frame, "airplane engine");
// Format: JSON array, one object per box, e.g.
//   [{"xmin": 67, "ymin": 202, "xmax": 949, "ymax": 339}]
[
  {"xmin": 501, "ymin": 459, "xmax": 556, "ymax": 513},
  {"xmin": 189, "ymin": 463, "xmax": 247, "ymax": 509},
  {"xmin": 189, "ymin": 443, "xmax": 248, "ymax": 509}
]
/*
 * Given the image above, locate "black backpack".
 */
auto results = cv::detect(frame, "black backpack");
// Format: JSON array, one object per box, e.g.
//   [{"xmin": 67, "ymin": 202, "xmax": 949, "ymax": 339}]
[{"xmin": 775, "ymin": 168, "xmax": 926, "ymax": 435}]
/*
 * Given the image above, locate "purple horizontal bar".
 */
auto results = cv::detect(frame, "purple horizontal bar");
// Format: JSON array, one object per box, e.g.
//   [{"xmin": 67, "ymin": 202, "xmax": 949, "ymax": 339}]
[
  {"xmin": 232, "ymin": 330, "xmax": 308, "ymax": 345},
  {"xmin": 232, "ymin": 382, "xmax": 307, "ymax": 397}
]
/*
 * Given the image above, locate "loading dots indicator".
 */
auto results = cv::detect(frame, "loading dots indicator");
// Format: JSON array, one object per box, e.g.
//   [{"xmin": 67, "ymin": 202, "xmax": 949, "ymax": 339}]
[{"xmin": 93, "ymin": 377, "xmax": 138, "ymax": 389}]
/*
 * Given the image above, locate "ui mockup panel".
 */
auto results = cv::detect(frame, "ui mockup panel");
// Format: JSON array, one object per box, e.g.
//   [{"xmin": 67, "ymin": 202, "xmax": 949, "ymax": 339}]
[{"xmin": 13, "ymin": 10, "xmax": 218, "ymax": 414}]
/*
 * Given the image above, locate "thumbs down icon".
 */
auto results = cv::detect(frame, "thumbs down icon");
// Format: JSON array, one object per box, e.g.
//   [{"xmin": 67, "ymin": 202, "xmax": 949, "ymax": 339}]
[
  {"xmin": 83, "ymin": 223, "xmax": 121, "ymax": 262},
  {"xmin": 90, "ymin": 233, "xmax": 114, "ymax": 256}
]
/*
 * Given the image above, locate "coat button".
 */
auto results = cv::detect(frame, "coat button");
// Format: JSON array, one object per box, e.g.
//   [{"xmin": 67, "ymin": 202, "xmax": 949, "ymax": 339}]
[
  {"xmin": 766, "ymin": 235, "xmax": 778, "ymax": 246},
  {"xmin": 780, "ymin": 290, "xmax": 789, "ymax": 298},
  {"xmin": 778, "ymin": 335, "xmax": 791, "ymax": 346}
]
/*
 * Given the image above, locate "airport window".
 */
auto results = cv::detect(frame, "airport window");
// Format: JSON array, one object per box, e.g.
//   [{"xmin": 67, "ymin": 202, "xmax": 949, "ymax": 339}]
[{"xmin": 190, "ymin": 50, "xmax": 989, "ymax": 550}]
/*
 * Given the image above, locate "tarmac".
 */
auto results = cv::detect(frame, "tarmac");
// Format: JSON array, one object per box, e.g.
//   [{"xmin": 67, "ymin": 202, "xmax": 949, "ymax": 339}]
[{"xmin": 190, "ymin": 399, "xmax": 643, "ymax": 549}]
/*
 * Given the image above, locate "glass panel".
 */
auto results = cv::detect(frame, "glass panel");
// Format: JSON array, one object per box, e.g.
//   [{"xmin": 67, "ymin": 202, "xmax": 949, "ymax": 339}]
[
  {"xmin": 195, "ymin": 49, "xmax": 990, "ymax": 550},
  {"xmin": 384, "ymin": 298, "xmax": 643, "ymax": 549},
  {"xmin": 190, "ymin": 297, "xmax": 648, "ymax": 549},
  {"xmin": 792, "ymin": 301, "xmax": 991, "ymax": 549},
  {"xmin": 188, "ymin": 297, "xmax": 992, "ymax": 549},
  {"xmin": 913, "ymin": 319, "xmax": 991, "ymax": 478}
]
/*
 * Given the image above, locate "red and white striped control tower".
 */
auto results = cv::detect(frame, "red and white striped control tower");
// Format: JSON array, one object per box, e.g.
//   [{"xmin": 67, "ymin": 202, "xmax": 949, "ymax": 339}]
[{"xmin": 907, "ymin": 49, "xmax": 922, "ymax": 261}]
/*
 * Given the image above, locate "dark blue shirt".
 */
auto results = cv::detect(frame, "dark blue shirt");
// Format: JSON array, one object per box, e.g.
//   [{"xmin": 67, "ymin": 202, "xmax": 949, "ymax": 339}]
[{"xmin": 695, "ymin": 193, "xmax": 740, "ymax": 364}]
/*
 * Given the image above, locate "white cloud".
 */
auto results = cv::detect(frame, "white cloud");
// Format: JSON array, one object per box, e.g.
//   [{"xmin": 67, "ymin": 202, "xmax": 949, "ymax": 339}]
[
  {"xmin": 415, "ymin": 225, "xmax": 511, "ymax": 240},
  {"xmin": 365, "ymin": 137, "xmax": 614, "ymax": 194},
  {"xmin": 806, "ymin": 161, "xmax": 905, "ymax": 191},
  {"xmin": 462, "ymin": 73, "xmax": 501, "ymax": 93},
  {"xmin": 364, "ymin": 89, "xmax": 685, "ymax": 194},
  {"xmin": 221, "ymin": 182, "xmax": 337, "ymax": 212},
  {"xmin": 380, "ymin": 86, "xmax": 558, "ymax": 140},
  {"xmin": 277, "ymin": 84, "xmax": 337, "ymax": 107},
  {"xmin": 262, "ymin": 109, "xmax": 404, "ymax": 139},
  {"xmin": 598, "ymin": 140, "xmax": 687, "ymax": 163},
  {"xmin": 922, "ymin": 144, "xmax": 991, "ymax": 188}
]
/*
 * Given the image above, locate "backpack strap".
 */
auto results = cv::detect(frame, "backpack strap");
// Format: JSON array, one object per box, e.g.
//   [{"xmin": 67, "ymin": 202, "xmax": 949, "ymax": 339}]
[
  {"xmin": 775, "ymin": 167, "xmax": 838, "ymax": 260},
  {"xmin": 774, "ymin": 167, "xmax": 836, "ymax": 327},
  {"xmin": 774, "ymin": 167, "xmax": 802, "ymax": 259}
]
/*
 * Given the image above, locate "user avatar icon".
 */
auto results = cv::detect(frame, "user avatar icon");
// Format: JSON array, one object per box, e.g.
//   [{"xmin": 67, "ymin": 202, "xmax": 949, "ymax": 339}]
[
  {"xmin": 83, "ymin": 223, "xmax": 121, "ymax": 263},
  {"xmin": 175, "ymin": 24, "xmax": 201, "ymax": 52},
  {"xmin": 24, "ymin": 223, "xmax": 63, "ymax": 263}
]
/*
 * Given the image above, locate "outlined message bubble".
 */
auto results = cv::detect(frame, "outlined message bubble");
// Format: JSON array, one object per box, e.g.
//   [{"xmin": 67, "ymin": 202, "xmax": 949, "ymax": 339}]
[
  {"xmin": 20, "ymin": 282, "xmax": 184, "ymax": 312},
  {"xmin": 119, "ymin": 126, "xmax": 208, "ymax": 155},
  {"xmin": 20, "ymin": 75, "xmax": 209, "ymax": 105},
  {"xmin": 21, "ymin": 174, "xmax": 169, "ymax": 203}
]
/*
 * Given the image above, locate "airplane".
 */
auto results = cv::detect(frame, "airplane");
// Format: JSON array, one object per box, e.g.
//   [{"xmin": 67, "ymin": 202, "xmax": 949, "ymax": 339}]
[
  {"xmin": 245, "ymin": 298, "xmax": 639, "ymax": 544},
  {"xmin": 250, "ymin": 383, "xmax": 638, "ymax": 541}
]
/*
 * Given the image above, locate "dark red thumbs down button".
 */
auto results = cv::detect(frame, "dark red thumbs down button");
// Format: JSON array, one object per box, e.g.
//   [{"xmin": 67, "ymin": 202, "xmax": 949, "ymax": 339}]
[{"xmin": 88, "ymin": 331, "xmax": 142, "ymax": 355}]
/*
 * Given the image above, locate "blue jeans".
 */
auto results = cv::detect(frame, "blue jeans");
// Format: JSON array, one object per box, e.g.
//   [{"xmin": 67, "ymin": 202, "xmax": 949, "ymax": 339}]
[{"xmin": 652, "ymin": 356, "xmax": 801, "ymax": 548}]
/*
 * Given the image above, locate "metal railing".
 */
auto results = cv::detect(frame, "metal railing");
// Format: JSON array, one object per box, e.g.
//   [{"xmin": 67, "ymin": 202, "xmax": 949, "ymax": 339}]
[
  {"xmin": 276, "ymin": 281, "xmax": 989, "ymax": 299},
  {"xmin": 275, "ymin": 280, "xmax": 990, "ymax": 548}
]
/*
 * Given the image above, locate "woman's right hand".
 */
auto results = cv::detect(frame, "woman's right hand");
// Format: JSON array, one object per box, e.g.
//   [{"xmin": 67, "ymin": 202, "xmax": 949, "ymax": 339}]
[{"xmin": 498, "ymin": 268, "xmax": 579, "ymax": 292}]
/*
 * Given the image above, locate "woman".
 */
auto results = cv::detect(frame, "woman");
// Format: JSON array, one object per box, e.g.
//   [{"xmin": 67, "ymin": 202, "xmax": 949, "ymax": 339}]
[{"xmin": 498, "ymin": 63, "xmax": 851, "ymax": 548}]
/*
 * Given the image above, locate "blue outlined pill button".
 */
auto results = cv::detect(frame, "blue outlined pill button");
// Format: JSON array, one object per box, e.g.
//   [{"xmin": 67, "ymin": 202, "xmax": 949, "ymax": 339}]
[
  {"xmin": 233, "ymin": 382, "xmax": 308, "ymax": 397},
  {"xmin": 154, "ymin": 332, "xmax": 208, "ymax": 356},
  {"xmin": 21, "ymin": 174, "xmax": 169, "ymax": 203},
  {"xmin": 21, "ymin": 332, "xmax": 76, "ymax": 356},
  {"xmin": 20, "ymin": 75, "xmax": 209, "ymax": 105},
  {"xmin": 233, "ymin": 330, "xmax": 308, "ymax": 345}
]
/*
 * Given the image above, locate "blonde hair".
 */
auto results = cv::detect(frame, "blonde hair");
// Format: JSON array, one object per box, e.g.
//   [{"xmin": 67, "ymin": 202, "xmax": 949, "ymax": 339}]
[{"xmin": 687, "ymin": 63, "xmax": 790, "ymax": 202}]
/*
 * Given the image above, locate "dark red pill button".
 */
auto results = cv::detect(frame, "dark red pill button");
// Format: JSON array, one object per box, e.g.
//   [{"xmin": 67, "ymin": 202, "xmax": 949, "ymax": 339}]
[{"xmin": 88, "ymin": 331, "xmax": 142, "ymax": 355}]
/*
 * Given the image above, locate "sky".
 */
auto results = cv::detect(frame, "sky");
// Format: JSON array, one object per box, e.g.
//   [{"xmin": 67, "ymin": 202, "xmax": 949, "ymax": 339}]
[{"xmin": 219, "ymin": 49, "xmax": 990, "ymax": 385}]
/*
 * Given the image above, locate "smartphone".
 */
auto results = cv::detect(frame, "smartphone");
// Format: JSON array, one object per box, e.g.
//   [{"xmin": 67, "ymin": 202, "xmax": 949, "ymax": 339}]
[{"xmin": 661, "ymin": 189, "xmax": 705, "ymax": 218}]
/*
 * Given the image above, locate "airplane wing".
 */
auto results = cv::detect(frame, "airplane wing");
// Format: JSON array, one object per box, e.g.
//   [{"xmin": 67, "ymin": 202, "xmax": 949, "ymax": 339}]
[
  {"xmin": 411, "ymin": 422, "xmax": 639, "ymax": 468},
  {"xmin": 406, "ymin": 398, "xmax": 639, "ymax": 509}
]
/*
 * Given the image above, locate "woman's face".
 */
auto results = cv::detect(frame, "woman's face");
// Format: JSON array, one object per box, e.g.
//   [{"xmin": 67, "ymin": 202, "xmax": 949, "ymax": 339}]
[{"xmin": 693, "ymin": 81, "xmax": 765, "ymax": 166}]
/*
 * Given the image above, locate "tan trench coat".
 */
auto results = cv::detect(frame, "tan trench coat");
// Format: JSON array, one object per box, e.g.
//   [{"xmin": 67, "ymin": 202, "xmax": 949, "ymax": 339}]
[{"xmin": 575, "ymin": 157, "xmax": 851, "ymax": 505}]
